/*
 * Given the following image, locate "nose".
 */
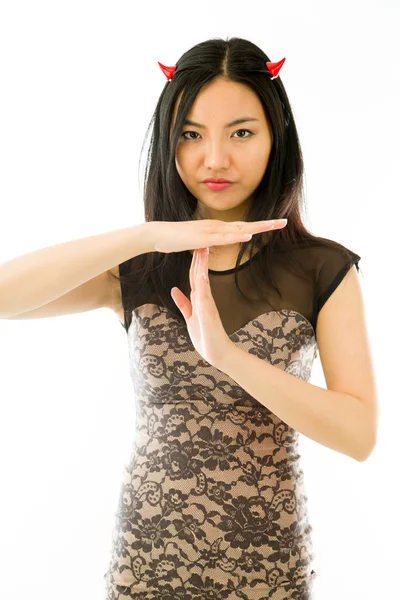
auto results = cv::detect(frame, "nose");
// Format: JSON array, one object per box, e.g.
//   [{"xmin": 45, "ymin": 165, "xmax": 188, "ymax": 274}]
[{"xmin": 203, "ymin": 139, "xmax": 231, "ymax": 171}]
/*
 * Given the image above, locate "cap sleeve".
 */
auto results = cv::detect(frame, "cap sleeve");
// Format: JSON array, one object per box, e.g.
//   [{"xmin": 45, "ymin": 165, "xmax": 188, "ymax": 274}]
[{"xmin": 316, "ymin": 246, "xmax": 361, "ymax": 313}]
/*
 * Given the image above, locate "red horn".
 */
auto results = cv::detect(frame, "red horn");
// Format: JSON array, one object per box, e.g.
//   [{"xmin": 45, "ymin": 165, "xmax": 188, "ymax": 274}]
[
  {"xmin": 158, "ymin": 62, "xmax": 177, "ymax": 81},
  {"xmin": 265, "ymin": 57, "xmax": 286, "ymax": 79}
]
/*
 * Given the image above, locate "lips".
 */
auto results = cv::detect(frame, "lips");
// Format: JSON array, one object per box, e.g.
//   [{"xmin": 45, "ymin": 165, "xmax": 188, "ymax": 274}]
[
  {"xmin": 204, "ymin": 181, "xmax": 233, "ymax": 191},
  {"xmin": 204, "ymin": 179, "xmax": 232, "ymax": 183}
]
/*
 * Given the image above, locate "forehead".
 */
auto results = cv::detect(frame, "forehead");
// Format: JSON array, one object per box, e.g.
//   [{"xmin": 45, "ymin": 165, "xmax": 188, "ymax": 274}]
[{"xmin": 171, "ymin": 78, "xmax": 267, "ymax": 127}]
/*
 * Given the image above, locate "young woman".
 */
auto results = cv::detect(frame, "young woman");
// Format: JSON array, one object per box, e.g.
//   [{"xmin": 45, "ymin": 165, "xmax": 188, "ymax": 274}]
[{"xmin": 1, "ymin": 36, "xmax": 377, "ymax": 600}]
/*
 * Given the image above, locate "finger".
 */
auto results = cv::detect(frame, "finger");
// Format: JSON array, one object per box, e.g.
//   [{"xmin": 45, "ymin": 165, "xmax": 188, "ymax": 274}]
[
  {"xmin": 231, "ymin": 219, "xmax": 287, "ymax": 234},
  {"xmin": 193, "ymin": 249, "xmax": 201, "ymax": 310},
  {"xmin": 203, "ymin": 247, "xmax": 209, "ymax": 272},
  {"xmin": 190, "ymin": 247, "xmax": 200, "ymax": 293},
  {"xmin": 212, "ymin": 221, "xmax": 284, "ymax": 246},
  {"xmin": 248, "ymin": 219, "xmax": 287, "ymax": 232},
  {"xmin": 200, "ymin": 258, "xmax": 209, "ymax": 288},
  {"xmin": 189, "ymin": 249, "xmax": 195, "ymax": 291},
  {"xmin": 204, "ymin": 246, "xmax": 209, "ymax": 271},
  {"xmin": 199, "ymin": 248, "xmax": 208, "ymax": 288},
  {"xmin": 191, "ymin": 248, "xmax": 199, "ymax": 297},
  {"xmin": 172, "ymin": 287, "xmax": 191, "ymax": 319}
]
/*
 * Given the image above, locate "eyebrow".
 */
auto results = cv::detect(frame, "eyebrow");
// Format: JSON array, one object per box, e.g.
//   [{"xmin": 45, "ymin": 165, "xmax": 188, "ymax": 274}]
[{"xmin": 183, "ymin": 116, "xmax": 260, "ymax": 129}]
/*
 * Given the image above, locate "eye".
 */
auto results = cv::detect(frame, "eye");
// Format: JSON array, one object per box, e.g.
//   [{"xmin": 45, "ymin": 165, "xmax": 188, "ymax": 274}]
[{"xmin": 180, "ymin": 129, "xmax": 254, "ymax": 141}]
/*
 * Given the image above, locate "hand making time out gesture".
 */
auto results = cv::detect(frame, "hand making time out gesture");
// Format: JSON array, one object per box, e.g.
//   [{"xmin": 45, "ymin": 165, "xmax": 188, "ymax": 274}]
[{"xmin": 170, "ymin": 218, "xmax": 288, "ymax": 367}]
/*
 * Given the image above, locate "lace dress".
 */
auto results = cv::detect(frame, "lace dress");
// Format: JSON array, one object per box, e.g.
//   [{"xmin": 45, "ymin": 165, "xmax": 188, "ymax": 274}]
[{"xmin": 103, "ymin": 238, "xmax": 361, "ymax": 599}]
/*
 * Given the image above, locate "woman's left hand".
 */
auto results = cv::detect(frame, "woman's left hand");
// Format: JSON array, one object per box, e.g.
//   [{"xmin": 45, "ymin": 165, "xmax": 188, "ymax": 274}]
[{"xmin": 170, "ymin": 247, "xmax": 233, "ymax": 367}]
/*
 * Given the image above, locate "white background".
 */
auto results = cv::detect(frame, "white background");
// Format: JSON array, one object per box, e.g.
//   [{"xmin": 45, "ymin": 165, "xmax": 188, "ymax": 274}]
[{"xmin": 0, "ymin": 1, "xmax": 398, "ymax": 598}]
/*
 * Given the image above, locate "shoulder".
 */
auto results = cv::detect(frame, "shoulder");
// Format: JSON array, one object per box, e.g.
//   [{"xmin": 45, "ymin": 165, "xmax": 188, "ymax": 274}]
[
  {"xmin": 315, "ymin": 262, "xmax": 377, "ymax": 459},
  {"xmin": 287, "ymin": 237, "xmax": 361, "ymax": 278}
]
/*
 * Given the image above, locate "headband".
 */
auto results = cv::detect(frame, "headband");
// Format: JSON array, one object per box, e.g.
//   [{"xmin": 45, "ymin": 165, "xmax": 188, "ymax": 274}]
[{"xmin": 157, "ymin": 57, "xmax": 286, "ymax": 82}]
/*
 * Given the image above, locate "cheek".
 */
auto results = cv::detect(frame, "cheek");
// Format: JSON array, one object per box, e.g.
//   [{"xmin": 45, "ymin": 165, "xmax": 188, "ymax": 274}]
[
  {"xmin": 176, "ymin": 148, "xmax": 194, "ymax": 174},
  {"xmin": 175, "ymin": 152, "xmax": 193, "ymax": 184},
  {"xmin": 247, "ymin": 143, "xmax": 271, "ymax": 169}
]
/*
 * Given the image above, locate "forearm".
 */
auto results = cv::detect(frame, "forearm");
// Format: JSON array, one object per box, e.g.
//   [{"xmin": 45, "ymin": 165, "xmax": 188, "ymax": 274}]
[
  {"xmin": 0, "ymin": 223, "xmax": 153, "ymax": 317},
  {"xmin": 216, "ymin": 345, "xmax": 374, "ymax": 462}
]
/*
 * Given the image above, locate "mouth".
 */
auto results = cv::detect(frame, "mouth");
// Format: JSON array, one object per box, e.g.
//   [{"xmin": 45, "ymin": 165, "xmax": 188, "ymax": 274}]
[
  {"xmin": 203, "ymin": 181, "xmax": 234, "ymax": 191},
  {"xmin": 203, "ymin": 178, "xmax": 233, "ymax": 184}
]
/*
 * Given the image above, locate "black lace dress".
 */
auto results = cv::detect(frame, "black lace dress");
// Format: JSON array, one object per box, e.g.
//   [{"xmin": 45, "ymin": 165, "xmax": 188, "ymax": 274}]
[{"xmin": 103, "ymin": 238, "xmax": 361, "ymax": 599}]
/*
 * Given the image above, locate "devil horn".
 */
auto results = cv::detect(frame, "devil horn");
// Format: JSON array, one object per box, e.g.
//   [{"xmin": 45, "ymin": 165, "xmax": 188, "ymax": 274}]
[
  {"xmin": 265, "ymin": 57, "xmax": 286, "ymax": 79},
  {"xmin": 158, "ymin": 62, "xmax": 177, "ymax": 81}
]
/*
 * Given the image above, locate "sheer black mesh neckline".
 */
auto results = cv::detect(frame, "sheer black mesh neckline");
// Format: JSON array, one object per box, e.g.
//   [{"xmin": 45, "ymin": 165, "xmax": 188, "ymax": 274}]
[{"xmin": 207, "ymin": 257, "xmax": 253, "ymax": 275}]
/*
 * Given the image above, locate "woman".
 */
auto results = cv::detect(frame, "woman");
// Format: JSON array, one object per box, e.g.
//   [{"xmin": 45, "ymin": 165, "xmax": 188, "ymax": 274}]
[
  {"xmin": 103, "ymin": 36, "xmax": 377, "ymax": 599},
  {"xmin": 1, "ymin": 35, "xmax": 376, "ymax": 600}
]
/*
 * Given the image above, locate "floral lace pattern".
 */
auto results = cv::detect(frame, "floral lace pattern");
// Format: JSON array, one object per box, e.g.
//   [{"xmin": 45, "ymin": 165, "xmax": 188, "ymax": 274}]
[{"xmin": 104, "ymin": 304, "xmax": 318, "ymax": 599}]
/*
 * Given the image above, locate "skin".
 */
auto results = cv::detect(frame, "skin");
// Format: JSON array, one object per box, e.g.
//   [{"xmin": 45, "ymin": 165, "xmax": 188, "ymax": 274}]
[{"xmin": 170, "ymin": 77, "xmax": 274, "ymax": 259}]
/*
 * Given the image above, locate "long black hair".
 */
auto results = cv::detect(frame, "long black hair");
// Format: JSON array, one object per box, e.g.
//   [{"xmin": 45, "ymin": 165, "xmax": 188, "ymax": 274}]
[{"xmin": 109, "ymin": 36, "xmax": 361, "ymax": 329}]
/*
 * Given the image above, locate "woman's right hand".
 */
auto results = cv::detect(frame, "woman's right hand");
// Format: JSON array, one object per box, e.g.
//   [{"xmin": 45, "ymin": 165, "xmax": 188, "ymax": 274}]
[{"xmin": 149, "ymin": 218, "xmax": 288, "ymax": 254}]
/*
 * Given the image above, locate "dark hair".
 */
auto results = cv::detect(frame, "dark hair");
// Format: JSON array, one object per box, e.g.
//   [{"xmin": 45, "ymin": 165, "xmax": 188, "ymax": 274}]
[{"xmin": 109, "ymin": 36, "xmax": 361, "ymax": 329}]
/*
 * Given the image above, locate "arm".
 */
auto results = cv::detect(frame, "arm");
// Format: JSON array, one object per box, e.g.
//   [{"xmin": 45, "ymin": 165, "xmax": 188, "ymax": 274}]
[
  {"xmin": 215, "ymin": 346, "xmax": 371, "ymax": 462},
  {"xmin": 0, "ymin": 223, "xmax": 153, "ymax": 318},
  {"xmin": 214, "ymin": 267, "xmax": 378, "ymax": 463}
]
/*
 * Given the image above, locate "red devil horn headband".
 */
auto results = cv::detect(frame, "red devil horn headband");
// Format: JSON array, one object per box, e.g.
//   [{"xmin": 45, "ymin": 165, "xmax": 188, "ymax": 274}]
[{"xmin": 157, "ymin": 57, "xmax": 285, "ymax": 82}]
